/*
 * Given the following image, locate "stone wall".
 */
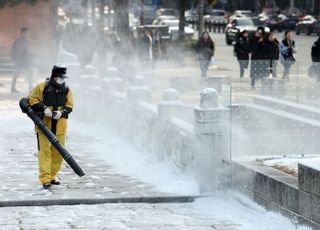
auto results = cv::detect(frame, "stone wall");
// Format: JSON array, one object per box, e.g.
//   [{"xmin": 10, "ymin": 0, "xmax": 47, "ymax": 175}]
[{"xmin": 0, "ymin": 1, "xmax": 54, "ymax": 68}]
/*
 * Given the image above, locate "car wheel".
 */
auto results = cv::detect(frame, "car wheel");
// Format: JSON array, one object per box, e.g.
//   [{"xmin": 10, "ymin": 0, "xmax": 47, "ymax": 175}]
[
  {"xmin": 307, "ymin": 28, "xmax": 312, "ymax": 36},
  {"xmin": 296, "ymin": 29, "xmax": 300, "ymax": 35}
]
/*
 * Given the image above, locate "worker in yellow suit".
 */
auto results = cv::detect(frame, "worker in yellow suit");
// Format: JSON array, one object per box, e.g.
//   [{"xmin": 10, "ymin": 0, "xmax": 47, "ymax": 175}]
[{"xmin": 28, "ymin": 64, "xmax": 73, "ymax": 189}]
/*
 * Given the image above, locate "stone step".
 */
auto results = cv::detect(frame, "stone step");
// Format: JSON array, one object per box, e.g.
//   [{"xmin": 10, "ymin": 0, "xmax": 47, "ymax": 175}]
[
  {"xmin": 254, "ymin": 95, "xmax": 320, "ymax": 122},
  {"xmin": 242, "ymin": 102, "xmax": 320, "ymax": 128}
]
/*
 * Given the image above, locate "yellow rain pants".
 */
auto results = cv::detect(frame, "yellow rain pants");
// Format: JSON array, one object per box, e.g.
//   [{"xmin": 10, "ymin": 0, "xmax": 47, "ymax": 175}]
[{"xmin": 37, "ymin": 132, "xmax": 65, "ymax": 184}]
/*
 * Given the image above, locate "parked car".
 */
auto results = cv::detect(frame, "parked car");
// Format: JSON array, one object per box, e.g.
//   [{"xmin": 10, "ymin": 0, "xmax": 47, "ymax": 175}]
[
  {"xmin": 152, "ymin": 15, "xmax": 177, "ymax": 25},
  {"xmin": 312, "ymin": 20, "xmax": 320, "ymax": 35},
  {"xmin": 225, "ymin": 17, "xmax": 270, "ymax": 45},
  {"xmin": 295, "ymin": 15, "xmax": 318, "ymax": 35},
  {"xmin": 136, "ymin": 25, "xmax": 171, "ymax": 41},
  {"xmin": 204, "ymin": 9, "xmax": 227, "ymax": 24},
  {"xmin": 154, "ymin": 19, "xmax": 195, "ymax": 40},
  {"xmin": 185, "ymin": 9, "xmax": 198, "ymax": 23},
  {"xmin": 260, "ymin": 14, "xmax": 282, "ymax": 31},
  {"xmin": 279, "ymin": 14, "xmax": 298, "ymax": 30},
  {"xmin": 229, "ymin": 10, "xmax": 254, "ymax": 21},
  {"xmin": 156, "ymin": 8, "xmax": 175, "ymax": 17}
]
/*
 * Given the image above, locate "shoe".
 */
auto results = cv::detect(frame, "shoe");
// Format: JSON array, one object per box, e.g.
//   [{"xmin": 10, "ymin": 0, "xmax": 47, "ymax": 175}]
[
  {"xmin": 43, "ymin": 182, "xmax": 52, "ymax": 189},
  {"xmin": 50, "ymin": 180, "xmax": 60, "ymax": 185}
]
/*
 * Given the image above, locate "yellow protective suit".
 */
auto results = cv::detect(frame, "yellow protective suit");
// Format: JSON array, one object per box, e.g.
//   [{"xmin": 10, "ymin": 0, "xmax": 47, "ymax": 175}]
[{"xmin": 29, "ymin": 80, "xmax": 73, "ymax": 184}]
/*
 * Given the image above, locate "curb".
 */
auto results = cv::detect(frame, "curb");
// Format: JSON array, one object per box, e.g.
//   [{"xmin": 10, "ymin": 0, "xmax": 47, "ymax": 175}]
[{"xmin": 0, "ymin": 195, "xmax": 202, "ymax": 207}]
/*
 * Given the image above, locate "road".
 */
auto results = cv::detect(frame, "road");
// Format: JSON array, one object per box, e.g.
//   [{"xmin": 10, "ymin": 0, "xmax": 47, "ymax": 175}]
[{"xmin": 211, "ymin": 31, "xmax": 317, "ymax": 78}]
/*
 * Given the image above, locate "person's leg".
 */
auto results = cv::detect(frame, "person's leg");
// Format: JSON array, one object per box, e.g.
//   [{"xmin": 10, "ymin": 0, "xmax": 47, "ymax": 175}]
[
  {"xmin": 11, "ymin": 69, "xmax": 19, "ymax": 92},
  {"xmin": 272, "ymin": 60, "xmax": 278, "ymax": 78},
  {"xmin": 50, "ymin": 134, "xmax": 66, "ymax": 182},
  {"xmin": 200, "ymin": 60, "xmax": 206, "ymax": 78},
  {"xmin": 37, "ymin": 132, "xmax": 52, "ymax": 185},
  {"xmin": 316, "ymin": 63, "xmax": 320, "ymax": 82},
  {"xmin": 239, "ymin": 60, "xmax": 244, "ymax": 78},
  {"xmin": 283, "ymin": 61, "xmax": 290, "ymax": 80},
  {"xmin": 203, "ymin": 60, "xmax": 210, "ymax": 78},
  {"xmin": 27, "ymin": 68, "xmax": 33, "ymax": 92}
]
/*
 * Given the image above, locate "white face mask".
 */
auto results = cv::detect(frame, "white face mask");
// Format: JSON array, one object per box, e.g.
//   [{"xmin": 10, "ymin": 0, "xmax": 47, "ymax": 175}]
[{"xmin": 55, "ymin": 77, "xmax": 65, "ymax": 85}]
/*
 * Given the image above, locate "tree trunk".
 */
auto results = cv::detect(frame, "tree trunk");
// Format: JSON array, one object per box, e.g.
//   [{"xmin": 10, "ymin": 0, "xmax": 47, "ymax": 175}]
[
  {"xmin": 178, "ymin": 0, "xmax": 186, "ymax": 41},
  {"xmin": 91, "ymin": 0, "xmax": 96, "ymax": 28},
  {"xmin": 98, "ymin": 0, "xmax": 105, "ymax": 32},
  {"xmin": 113, "ymin": 0, "xmax": 130, "ymax": 36},
  {"xmin": 198, "ymin": 0, "xmax": 205, "ymax": 39},
  {"xmin": 140, "ymin": 0, "xmax": 144, "ymax": 25}
]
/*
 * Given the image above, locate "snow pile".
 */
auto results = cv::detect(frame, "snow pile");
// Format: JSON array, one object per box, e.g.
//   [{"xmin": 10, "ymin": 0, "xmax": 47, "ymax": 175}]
[{"xmin": 261, "ymin": 155, "xmax": 320, "ymax": 176}]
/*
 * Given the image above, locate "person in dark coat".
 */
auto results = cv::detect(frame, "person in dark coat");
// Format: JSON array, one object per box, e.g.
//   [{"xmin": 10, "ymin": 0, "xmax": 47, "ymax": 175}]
[
  {"xmin": 311, "ymin": 35, "xmax": 320, "ymax": 81},
  {"xmin": 280, "ymin": 30, "xmax": 297, "ymax": 80},
  {"xmin": 265, "ymin": 32, "xmax": 280, "ymax": 78},
  {"xmin": 250, "ymin": 29, "xmax": 267, "ymax": 89},
  {"xmin": 11, "ymin": 27, "xmax": 33, "ymax": 93},
  {"xmin": 196, "ymin": 31, "xmax": 215, "ymax": 79},
  {"xmin": 234, "ymin": 30, "xmax": 251, "ymax": 79}
]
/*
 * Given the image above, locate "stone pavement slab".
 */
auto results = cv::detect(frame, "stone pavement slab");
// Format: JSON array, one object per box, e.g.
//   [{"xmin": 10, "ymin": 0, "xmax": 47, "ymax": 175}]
[{"xmin": 0, "ymin": 202, "xmax": 239, "ymax": 230}]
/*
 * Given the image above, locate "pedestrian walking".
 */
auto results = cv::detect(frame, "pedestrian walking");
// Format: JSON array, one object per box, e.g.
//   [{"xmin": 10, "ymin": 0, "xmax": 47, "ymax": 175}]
[
  {"xmin": 28, "ymin": 65, "xmax": 73, "ymax": 189},
  {"xmin": 11, "ymin": 27, "xmax": 33, "ymax": 93},
  {"xmin": 196, "ymin": 31, "xmax": 215, "ymax": 79},
  {"xmin": 234, "ymin": 30, "xmax": 251, "ymax": 79},
  {"xmin": 265, "ymin": 32, "xmax": 280, "ymax": 78},
  {"xmin": 310, "ymin": 35, "xmax": 320, "ymax": 81},
  {"xmin": 280, "ymin": 30, "xmax": 296, "ymax": 80},
  {"xmin": 250, "ymin": 29, "xmax": 266, "ymax": 89}
]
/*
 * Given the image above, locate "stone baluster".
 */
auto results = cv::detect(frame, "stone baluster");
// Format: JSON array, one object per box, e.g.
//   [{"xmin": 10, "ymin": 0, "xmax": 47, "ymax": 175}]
[{"xmin": 194, "ymin": 88, "xmax": 230, "ymax": 192}]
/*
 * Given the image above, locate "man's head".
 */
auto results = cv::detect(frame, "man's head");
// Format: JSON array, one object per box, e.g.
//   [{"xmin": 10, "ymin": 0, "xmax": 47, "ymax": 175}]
[
  {"xmin": 51, "ymin": 64, "xmax": 68, "ymax": 85},
  {"xmin": 20, "ymin": 27, "xmax": 28, "ymax": 37}
]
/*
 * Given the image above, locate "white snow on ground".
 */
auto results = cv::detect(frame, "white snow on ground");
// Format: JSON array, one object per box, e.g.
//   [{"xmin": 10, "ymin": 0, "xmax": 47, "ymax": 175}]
[
  {"xmin": 69, "ymin": 120, "xmax": 200, "ymax": 195},
  {"xmin": 262, "ymin": 155, "xmax": 320, "ymax": 175}
]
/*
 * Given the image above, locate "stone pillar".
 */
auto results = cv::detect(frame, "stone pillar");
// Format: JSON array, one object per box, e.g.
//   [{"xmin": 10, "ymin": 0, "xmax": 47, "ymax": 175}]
[
  {"xmin": 102, "ymin": 67, "xmax": 125, "ymax": 93},
  {"xmin": 58, "ymin": 50, "xmax": 81, "ymax": 81},
  {"xmin": 126, "ymin": 75, "xmax": 151, "ymax": 103},
  {"xmin": 194, "ymin": 88, "xmax": 230, "ymax": 192},
  {"xmin": 80, "ymin": 65, "xmax": 100, "ymax": 122},
  {"xmin": 158, "ymin": 88, "xmax": 184, "ymax": 120}
]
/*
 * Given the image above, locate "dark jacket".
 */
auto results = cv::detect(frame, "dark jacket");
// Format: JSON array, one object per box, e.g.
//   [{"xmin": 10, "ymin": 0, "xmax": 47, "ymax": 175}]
[
  {"xmin": 265, "ymin": 39, "xmax": 280, "ymax": 60},
  {"xmin": 234, "ymin": 36, "xmax": 251, "ymax": 60},
  {"xmin": 311, "ymin": 38, "xmax": 320, "ymax": 62},
  {"xmin": 250, "ymin": 37, "xmax": 265, "ymax": 60},
  {"xmin": 196, "ymin": 38, "xmax": 215, "ymax": 61},
  {"xmin": 11, "ymin": 36, "xmax": 31, "ymax": 68}
]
